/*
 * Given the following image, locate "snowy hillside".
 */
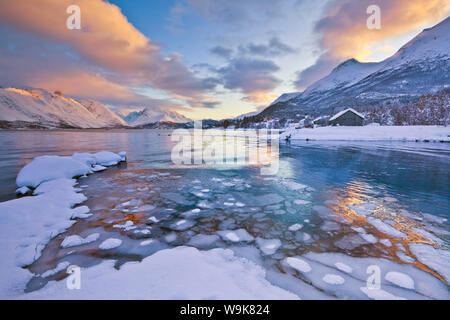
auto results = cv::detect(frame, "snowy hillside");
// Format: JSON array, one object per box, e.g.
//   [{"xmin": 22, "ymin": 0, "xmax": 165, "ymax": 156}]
[
  {"xmin": 304, "ymin": 59, "xmax": 381, "ymax": 94},
  {"xmin": 119, "ymin": 108, "xmax": 192, "ymax": 127},
  {"xmin": 79, "ymin": 100, "xmax": 127, "ymax": 127},
  {"xmin": 262, "ymin": 17, "xmax": 450, "ymax": 119},
  {"xmin": 0, "ymin": 87, "xmax": 126, "ymax": 129},
  {"xmin": 269, "ymin": 92, "xmax": 301, "ymax": 106}
]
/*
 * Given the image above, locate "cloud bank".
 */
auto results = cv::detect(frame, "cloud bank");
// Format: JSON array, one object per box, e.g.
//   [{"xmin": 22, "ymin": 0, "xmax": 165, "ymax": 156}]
[{"xmin": 295, "ymin": 0, "xmax": 450, "ymax": 90}]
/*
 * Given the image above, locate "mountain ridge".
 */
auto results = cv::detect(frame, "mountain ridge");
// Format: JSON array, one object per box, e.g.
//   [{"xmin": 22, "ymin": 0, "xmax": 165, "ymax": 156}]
[
  {"xmin": 0, "ymin": 87, "xmax": 192, "ymax": 129},
  {"xmin": 259, "ymin": 16, "xmax": 450, "ymax": 119}
]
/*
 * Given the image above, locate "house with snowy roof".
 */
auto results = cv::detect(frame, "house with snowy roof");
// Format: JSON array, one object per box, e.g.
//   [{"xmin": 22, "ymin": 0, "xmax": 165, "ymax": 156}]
[{"xmin": 329, "ymin": 108, "xmax": 365, "ymax": 126}]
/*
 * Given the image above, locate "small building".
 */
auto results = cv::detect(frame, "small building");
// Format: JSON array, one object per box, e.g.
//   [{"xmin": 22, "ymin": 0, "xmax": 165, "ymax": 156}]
[
  {"xmin": 329, "ymin": 108, "xmax": 364, "ymax": 126},
  {"xmin": 297, "ymin": 116, "xmax": 313, "ymax": 129},
  {"xmin": 313, "ymin": 115, "xmax": 330, "ymax": 127}
]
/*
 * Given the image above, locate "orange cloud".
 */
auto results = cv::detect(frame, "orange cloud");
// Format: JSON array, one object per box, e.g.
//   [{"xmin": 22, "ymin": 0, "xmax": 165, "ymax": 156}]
[
  {"xmin": 295, "ymin": 0, "xmax": 450, "ymax": 89},
  {"xmin": 242, "ymin": 92, "xmax": 279, "ymax": 104},
  {"xmin": 0, "ymin": 0, "xmax": 214, "ymax": 102},
  {"xmin": 317, "ymin": 0, "xmax": 450, "ymax": 61},
  {"xmin": 29, "ymin": 71, "xmax": 146, "ymax": 104},
  {"xmin": 0, "ymin": 0, "xmax": 154, "ymax": 71}
]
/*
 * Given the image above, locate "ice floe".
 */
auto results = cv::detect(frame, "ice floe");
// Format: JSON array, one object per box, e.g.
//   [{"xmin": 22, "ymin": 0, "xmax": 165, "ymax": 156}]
[
  {"xmin": 169, "ymin": 219, "xmax": 196, "ymax": 231},
  {"xmin": 293, "ymin": 199, "xmax": 310, "ymax": 205},
  {"xmin": 217, "ymin": 229, "xmax": 254, "ymax": 243},
  {"xmin": 256, "ymin": 238, "xmax": 282, "ymax": 255},
  {"xmin": 288, "ymin": 224, "xmax": 303, "ymax": 231},
  {"xmin": 140, "ymin": 240, "xmax": 155, "ymax": 246},
  {"xmin": 409, "ymin": 243, "xmax": 450, "ymax": 283},
  {"xmin": 61, "ymin": 233, "xmax": 100, "ymax": 248},
  {"xmin": 411, "ymin": 227, "xmax": 443, "ymax": 244},
  {"xmin": 187, "ymin": 234, "xmax": 220, "ymax": 249},
  {"xmin": 284, "ymin": 257, "xmax": 312, "ymax": 273},
  {"xmin": 366, "ymin": 217, "xmax": 407, "ymax": 238},
  {"xmin": 322, "ymin": 274, "xmax": 345, "ymax": 285},
  {"xmin": 396, "ymin": 251, "xmax": 415, "ymax": 263},
  {"xmin": 99, "ymin": 238, "xmax": 122, "ymax": 250},
  {"xmin": 385, "ymin": 271, "xmax": 415, "ymax": 290},
  {"xmin": 335, "ymin": 262, "xmax": 353, "ymax": 273}
]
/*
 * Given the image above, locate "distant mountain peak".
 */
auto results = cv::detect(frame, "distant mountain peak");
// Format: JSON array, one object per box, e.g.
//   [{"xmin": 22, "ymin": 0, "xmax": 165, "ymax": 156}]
[{"xmin": 119, "ymin": 107, "xmax": 192, "ymax": 127}]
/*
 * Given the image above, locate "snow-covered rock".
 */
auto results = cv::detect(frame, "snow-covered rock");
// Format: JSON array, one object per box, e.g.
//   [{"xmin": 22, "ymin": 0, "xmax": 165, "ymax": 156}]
[
  {"xmin": 16, "ymin": 156, "xmax": 92, "ymax": 189},
  {"xmin": 0, "ymin": 151, "xmax": 126, "ymax": 298},
  {"xmin": 16, "ymin": 151, "xmax": 126, "ymax": 188}
]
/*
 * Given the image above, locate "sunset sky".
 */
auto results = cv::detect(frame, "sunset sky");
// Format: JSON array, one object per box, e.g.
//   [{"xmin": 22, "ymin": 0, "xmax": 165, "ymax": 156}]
[{"xmin": 0, "ymin": 0, "xmax": 449, "ymax": 120}]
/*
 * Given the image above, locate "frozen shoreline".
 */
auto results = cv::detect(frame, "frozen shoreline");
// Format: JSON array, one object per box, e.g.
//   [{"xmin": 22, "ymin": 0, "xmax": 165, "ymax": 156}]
[
  {"xmin": 0, "ymin": 151, "xmax": 126, "ymax": 298},
  {"xmin": 281, "ymin": 125, "xmax": 450, "ymax": 142}
]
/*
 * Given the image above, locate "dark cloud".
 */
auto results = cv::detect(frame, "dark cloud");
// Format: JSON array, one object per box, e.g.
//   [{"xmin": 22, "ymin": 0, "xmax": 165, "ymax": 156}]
[
  {"xmin": 239, "ymin": 37, "xmax": 296, "ymax": 57},
  {"xmin": 180, "ymin": 0, "xmax": 282, "ymax": 27},
  {"xmin": 198, "ymin": 101, "xmax": 222, "ymax": 108},
  {"xmin": 210, "ymin": 46, "xmax": 233, "ymax": 59},
  {"xmin": 215, "ymin": 57, "xmax": 281, "ymax": 100}
]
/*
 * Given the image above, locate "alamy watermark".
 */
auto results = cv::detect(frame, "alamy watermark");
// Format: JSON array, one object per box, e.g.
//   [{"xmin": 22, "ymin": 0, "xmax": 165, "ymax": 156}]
[
  {"xmin": 367, "ymin": 5, "xmax": 381, "ymax": 30},
  {"xmin": 365, "ymin": 265, "xmax": 381, "ymax": 290},
  {"xmin": 66, "ymin": 265, "xmax": 81, "ymax": 290},
  {"xmin": 66, "ymin": 5, "xmax": 81, "ymax": 30},
  {"xmin": 170, "ymin": 121, "xmax": 280, "ymax": 175}
]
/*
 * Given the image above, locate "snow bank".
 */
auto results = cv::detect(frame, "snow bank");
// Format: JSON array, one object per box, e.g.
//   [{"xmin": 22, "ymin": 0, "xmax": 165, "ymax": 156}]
[
  {"xmin": 0, "ymin": 151, "xmax": 126, "ymax": 298},
  {"xmin": 281, "ymin": 125, "xmax": 450, "ymax": 142},
  {"xmin": 0, "ymin": 178, "xmax": 85, "ymax": 297},
  {"xmin": 22, "ymin": 247, "xmax": 299, "ymax": 300},
  {"xmin": 16, "ymin": 156, "xmax": 91, "ymax": 189},
  {"xmin": 17, "ymin": 151, "xmax": 127, "ymax": 188}
]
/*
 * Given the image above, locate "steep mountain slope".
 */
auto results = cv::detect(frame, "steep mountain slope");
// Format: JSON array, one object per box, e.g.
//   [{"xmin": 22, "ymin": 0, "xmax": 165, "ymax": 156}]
[
  {"xmin": 261, "ymin": 17, "xmax": 450, "ymax": 119},
  {"xmin": 79, "ymin": 100, "xmax": 127, "ymax": 127},
  {"xmin": 0, "ymin": 87, "xmax": 114, "ymax": 128},
  {"xmin": 119, "ymin": 108, "xmax": 192, "ymax": 127}
]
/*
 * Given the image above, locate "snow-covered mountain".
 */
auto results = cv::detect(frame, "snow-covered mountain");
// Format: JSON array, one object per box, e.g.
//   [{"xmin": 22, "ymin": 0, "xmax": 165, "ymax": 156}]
[
  {"xmin": 261, "ymin": 17, "xmax": 450, "ymax": 119},
  {"xmin": 0, "ymin": 87, "xmax": 191, "ymax": 129},
  {"xmin": 79, "ymin": 100, "xmax": 127, "ymax": 127},
  {"xmin": 0, "ymin": 87, "xmax": 126, "ymax": 128},
  {"xmin": 119, "ymin": 108, "xmax": 192, "ymax": 127},
  {"xmin": 233, "ymin": 110, "xmax": 260, "ymax": 120}
]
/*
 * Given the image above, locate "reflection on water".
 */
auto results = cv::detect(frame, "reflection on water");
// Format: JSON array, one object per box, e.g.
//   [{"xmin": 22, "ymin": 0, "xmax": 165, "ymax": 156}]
[{"xmin": 0, "ymin": 130, "xmax": 449, "ymax": 294}]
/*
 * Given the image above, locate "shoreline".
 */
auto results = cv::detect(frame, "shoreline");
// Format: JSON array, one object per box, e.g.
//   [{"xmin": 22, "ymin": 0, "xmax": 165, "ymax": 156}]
[{"xmin": 280, "ymin": 125, "xmax": 450, "ymax": 143}]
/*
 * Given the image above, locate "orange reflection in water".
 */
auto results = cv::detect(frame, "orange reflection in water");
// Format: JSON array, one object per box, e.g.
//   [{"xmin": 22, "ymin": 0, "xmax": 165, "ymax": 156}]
[{"xmin": 328, "ymin": 179, "xmax": 447, "ymax": 284}]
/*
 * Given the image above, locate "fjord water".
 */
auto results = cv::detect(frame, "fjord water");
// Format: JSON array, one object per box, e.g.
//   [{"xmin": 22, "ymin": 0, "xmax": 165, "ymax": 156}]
[{"xmin": 0, "ymin": 130, "xmax": 449, "ymax": 295}]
